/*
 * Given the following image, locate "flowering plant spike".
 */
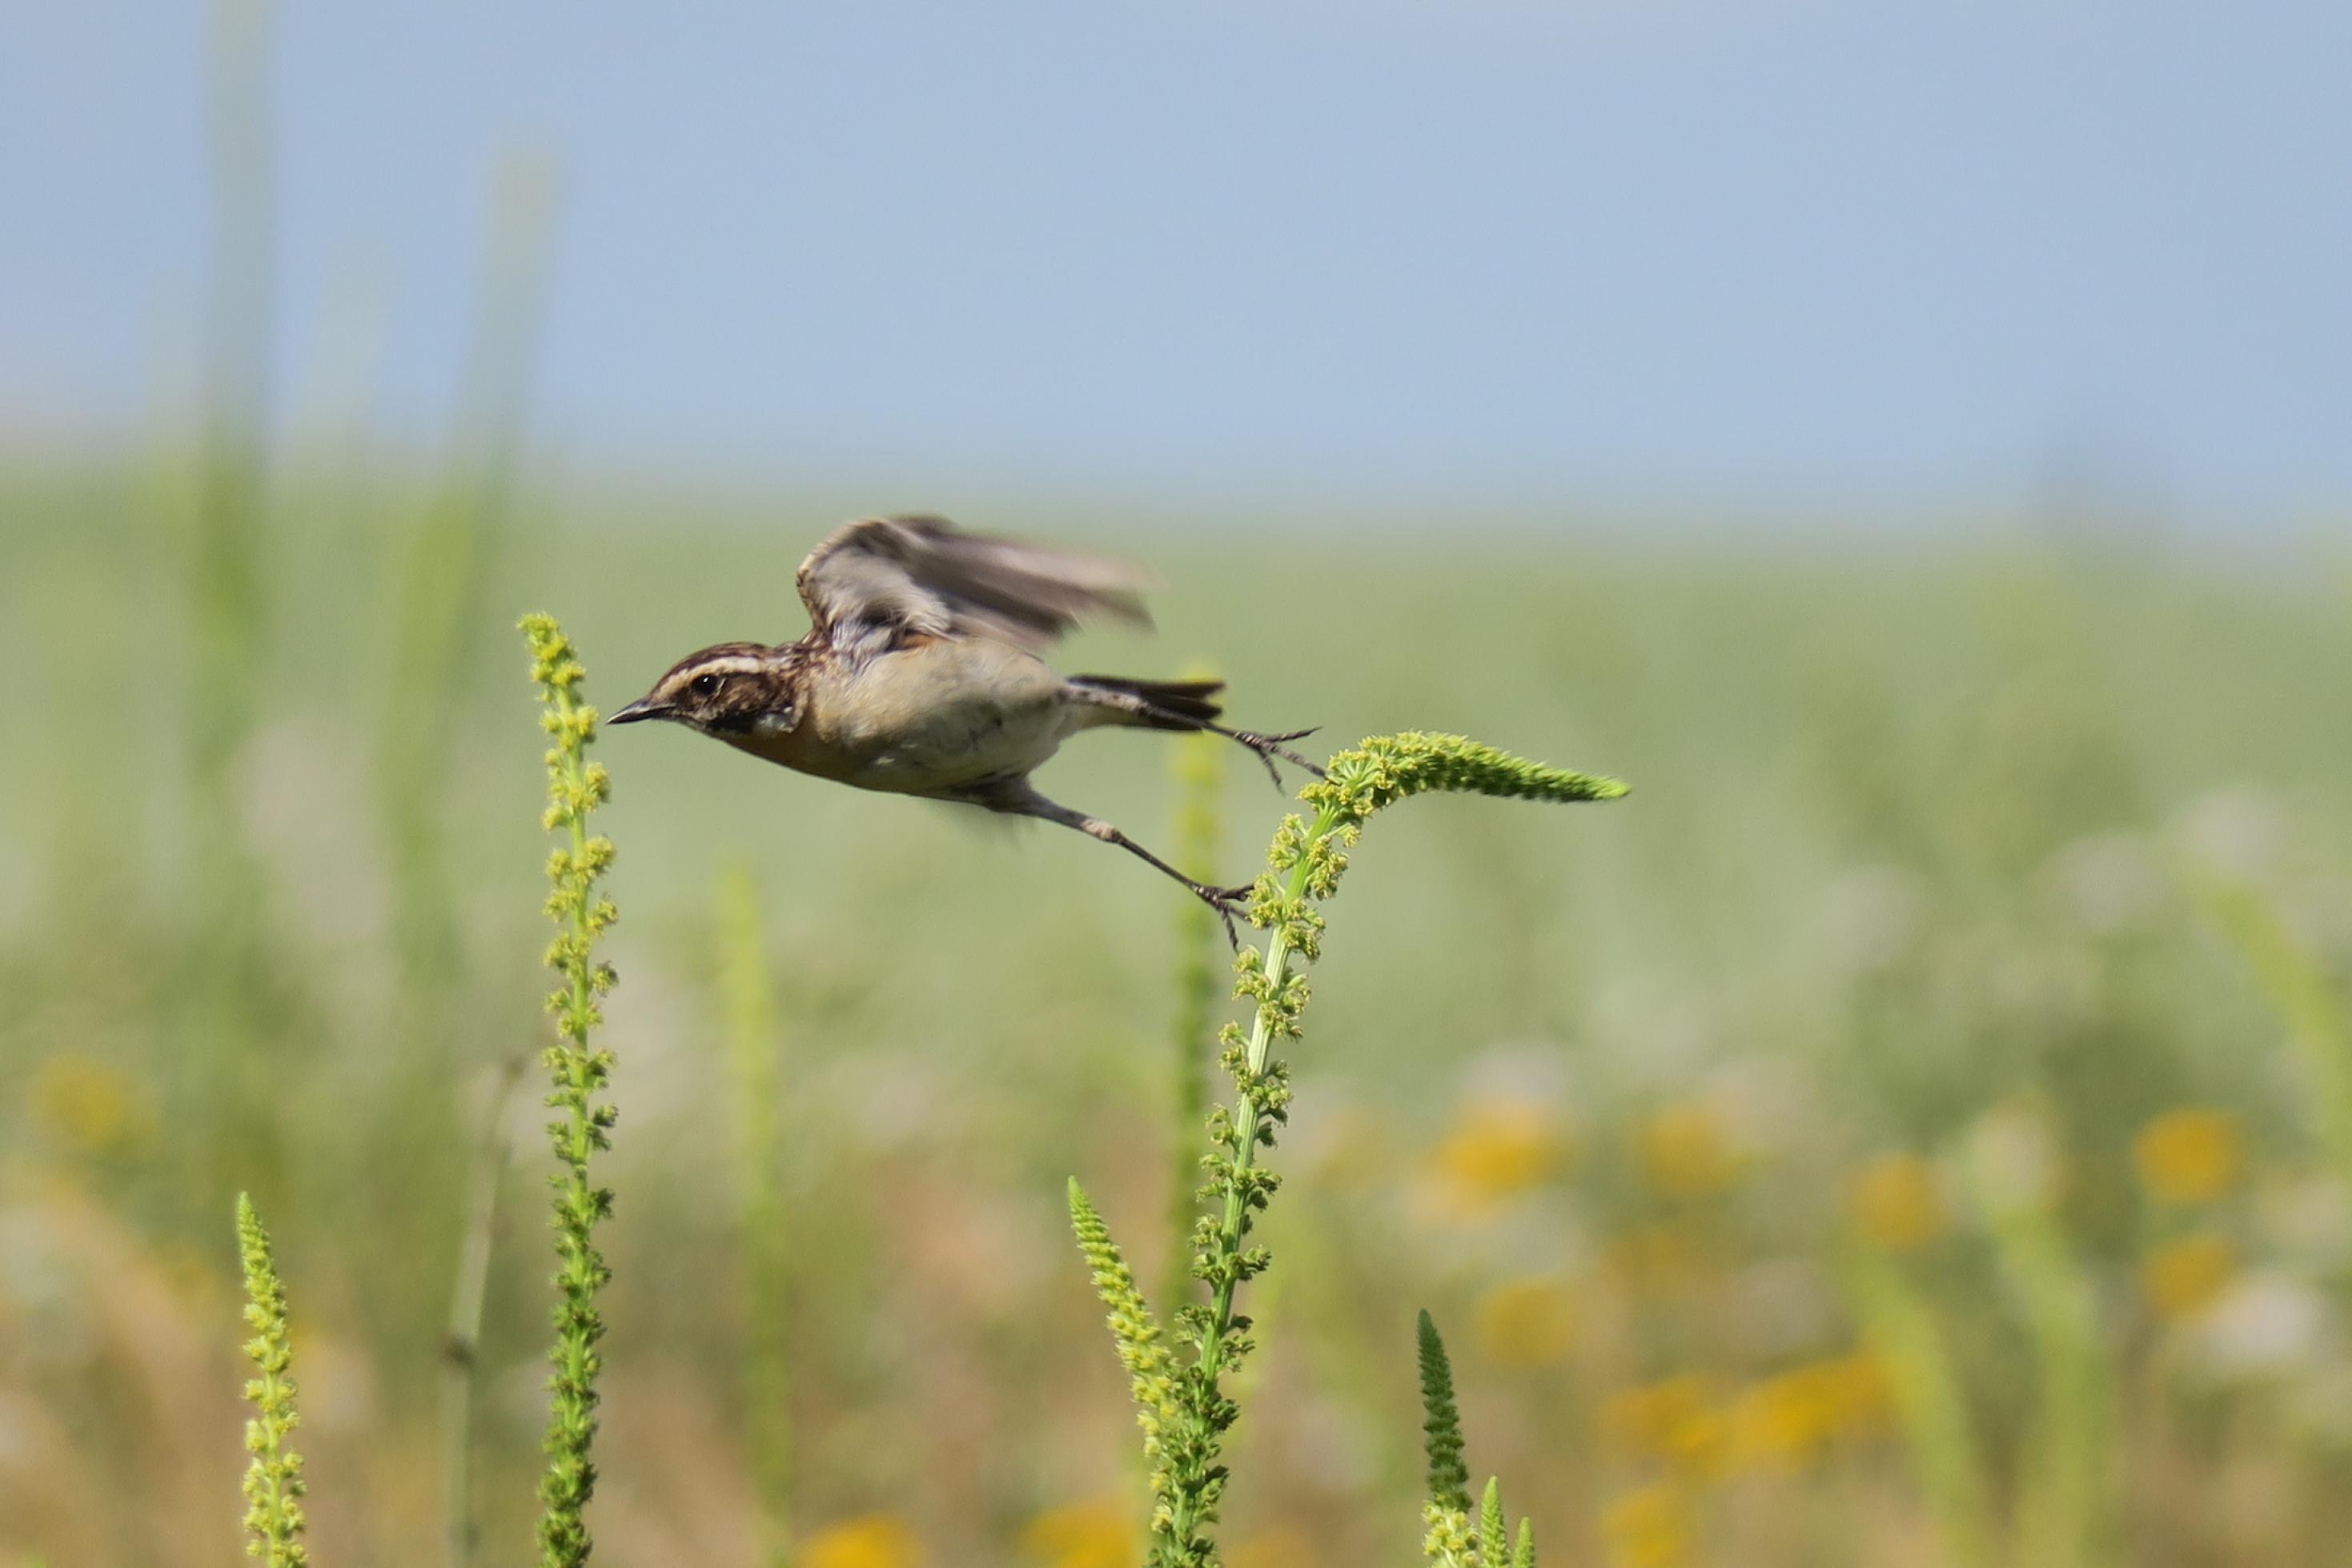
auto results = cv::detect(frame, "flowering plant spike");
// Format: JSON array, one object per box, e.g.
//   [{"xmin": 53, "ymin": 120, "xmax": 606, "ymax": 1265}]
[
  {"xmin": 237, "ymin": 1193, "xmax": 310, "ymax": 1567},
  {"xmin": 521, "ymin": 614, "xmax": 621, "ymax": 1568},
  {"xmin": 1072, "ymin": 732, "xmax": 1624, "ymax": 1565}
]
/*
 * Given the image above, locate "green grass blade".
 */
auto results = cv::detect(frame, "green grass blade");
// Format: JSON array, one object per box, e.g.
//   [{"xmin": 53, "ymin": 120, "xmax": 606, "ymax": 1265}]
[
  {"xmin": 1842, "ymin": 1246, "xmax": 1992, "ymax": 1568},
  {"xmin": 720, "ymin": 866, "xmax": 794, "ymax": 1568}
]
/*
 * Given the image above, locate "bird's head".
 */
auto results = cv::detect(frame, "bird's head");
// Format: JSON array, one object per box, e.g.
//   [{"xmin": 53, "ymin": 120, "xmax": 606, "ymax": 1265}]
[{"xmin": 608, "ymin": 643, "xmax": 801, "ymax": 738}]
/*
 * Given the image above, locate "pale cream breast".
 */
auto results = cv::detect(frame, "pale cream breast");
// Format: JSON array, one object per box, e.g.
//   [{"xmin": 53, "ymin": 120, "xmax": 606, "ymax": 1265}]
[{"xmin": 729, "ymin": 639, "xmax": 1072, "ymax": 796}]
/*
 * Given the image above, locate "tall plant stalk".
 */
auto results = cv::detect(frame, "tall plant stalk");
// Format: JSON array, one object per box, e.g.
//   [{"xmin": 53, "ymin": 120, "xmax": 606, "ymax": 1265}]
[
  {"xmin": 1844, "ymin": 1246, "xmax": 1991, "ymax": 1568},
  {"xmin": 191, "ymin": 0, "xmax": 273, "ymax": 821},
  {"xmin": 1073, "ymin": 732, "xmax": 1624, "ymax": 1565},
  {"xmin": 719, "ymin": 865, "xmax": 793, "ymax": 1566},
  {"xmin": 382, "ymin": 154, "xmax": 561, "ymax": 1013},
  {"xmin": 1972, "ymin": 1110, "xmax": 2115, "ymax": 1568},
  {"xmin": 1166, "ymin": 722, "xmax": 1225, "ymax": 1309},
  {"xmin": 185, "ymin": 0, "xmax": 278, "ymax": 1216},
  {"xmin": 522, "ymin": 615, "xmax": 620, "ymax": 1568},
  {"xmin": 441, "ymin": 1054, "xmax": 528, "ymax": 1568}
]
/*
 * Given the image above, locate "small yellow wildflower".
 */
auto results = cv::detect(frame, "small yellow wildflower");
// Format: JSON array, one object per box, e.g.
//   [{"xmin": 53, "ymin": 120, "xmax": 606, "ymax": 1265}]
[
  {"xmin": 1426, "ymin": 1099, "xmax": 1567, "ymax": 1217},
  {"xmin": 806, "ymin": 1514, "xmax": 925, "ymax": 1568},
  {"xmin": 1729, "ymin": 1355, "xmax": 1887, "ymax": 1470},
  {"xmin": 1229, "ymin": 1525, "xmax": 1320, "ymax": 1568},
  {"xmin": 1017, "ymin": 1497, "xmax": 1133, "ymax": 1568},
  {"xmin": 1601, "ymin": 1375, "xmax": 1728, "ymax": 1477},
  {"xmin": 1603, "ymin": 1481, "xmax": 1693, "ymax": 1568},
  {"xmin": 2143, "ymin": 1234, "xmax": 2236, "ymax": 1321},
  {"xmin": 1017, "ymin": 1498, "xmax": 1133, "ymax": 1568},
  {"xmin": 2133, "ymin": 1109, "xmax": 2242, "ymax": 1205},
  {"xmin": 1846, "ymin": 1153, "xmax": 1945, "ymax": 1253},
  {"xmin": 1475, "ymin": 1276, "xmax": 1578, "ymax": 1368},
  {"xmin": 1639, "ymin": 1103, "xmax": 1742, "ymax": 1199},
  {"xmin": 27, "ymin": 1053, "xmax": 155, "ymax": 1157}
]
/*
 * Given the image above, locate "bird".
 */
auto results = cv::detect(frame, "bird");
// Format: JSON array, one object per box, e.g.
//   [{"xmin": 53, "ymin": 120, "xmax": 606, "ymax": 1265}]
[{"xmin": 608, "ymin": 515, "xmax": 1321, "ymax": 939}]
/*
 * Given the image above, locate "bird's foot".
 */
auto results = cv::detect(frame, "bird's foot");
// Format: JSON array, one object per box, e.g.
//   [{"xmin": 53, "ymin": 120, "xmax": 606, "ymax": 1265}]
[
  {"xmin": 1226, "ymin": 726, "xmax": 1327, "ymax": 791},
  {"xmin": 1195, "ymin": 880, "xmax": 1258, "ymax": 950}
]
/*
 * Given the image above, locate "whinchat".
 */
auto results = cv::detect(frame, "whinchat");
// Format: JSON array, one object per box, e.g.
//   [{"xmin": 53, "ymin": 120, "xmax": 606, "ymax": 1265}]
[{"xmin": 609, "ymin": 515, "xmax": 1318, "ymax": 936}]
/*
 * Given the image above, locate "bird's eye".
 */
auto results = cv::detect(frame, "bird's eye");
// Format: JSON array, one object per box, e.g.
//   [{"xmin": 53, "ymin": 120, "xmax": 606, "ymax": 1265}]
[{"xmin": 689, "ymin": 673, "xmax": 721, "ymax": 698}]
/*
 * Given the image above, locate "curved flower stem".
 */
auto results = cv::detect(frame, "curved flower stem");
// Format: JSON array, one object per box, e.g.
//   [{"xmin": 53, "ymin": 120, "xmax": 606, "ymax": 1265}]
[
  {"xmin": 1165, "ymin": 805, "xmax": 1335, "ymax": 1554},
  {"xmin": 1148, "ymin": 734, "xmax": 1625, "ymax": 1564}
]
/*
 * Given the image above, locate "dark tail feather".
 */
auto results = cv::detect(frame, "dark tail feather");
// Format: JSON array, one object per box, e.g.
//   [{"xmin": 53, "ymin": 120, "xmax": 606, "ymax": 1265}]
[{"xmin": 1068, "ymin": 674, "xmax": 1226, "ymax": 729}]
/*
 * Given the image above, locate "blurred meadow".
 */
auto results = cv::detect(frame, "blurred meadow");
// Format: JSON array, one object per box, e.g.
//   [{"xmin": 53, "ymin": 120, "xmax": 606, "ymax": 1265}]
[
  {"xmin": 8, "ymin": 4, "xmax": 2352, "ymax": 1566},
  {"xmin": 12, "ymin": 454, "xmax": 2352, "ymax": 1566}
]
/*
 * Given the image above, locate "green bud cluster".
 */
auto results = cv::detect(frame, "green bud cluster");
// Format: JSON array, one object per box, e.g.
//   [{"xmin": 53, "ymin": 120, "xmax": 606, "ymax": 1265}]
[
  {"xmin": 1069, "ymin": 1181, "xmax": 1186, "ymax": 1534},
  {"xmin": 1418, "ymin": 1309, "xmax": 1471, "ymax": 1515},
  {"xmin": 1415, "ymin": 1313, "xmax": 1537, "ymax": 1566},
  {"xmin": 236, "ymin": 1194, "xmax": 310, "ymax": 1567}
]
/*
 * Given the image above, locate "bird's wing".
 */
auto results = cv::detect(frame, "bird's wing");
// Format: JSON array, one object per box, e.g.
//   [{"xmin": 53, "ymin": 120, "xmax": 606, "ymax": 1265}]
[{"xmin": 794, "ymin": 515, "xmax": 1154, "ymax": 653}]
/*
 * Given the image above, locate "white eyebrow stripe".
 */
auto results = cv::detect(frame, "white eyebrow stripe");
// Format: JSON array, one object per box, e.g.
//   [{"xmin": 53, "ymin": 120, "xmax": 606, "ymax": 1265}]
[{"xmin": 679, "ymin": 656, "xmax": 770, "ymax": 678}]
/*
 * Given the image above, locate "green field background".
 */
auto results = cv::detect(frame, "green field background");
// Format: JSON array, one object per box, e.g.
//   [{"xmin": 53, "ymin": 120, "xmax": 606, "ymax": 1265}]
[{"xmin": 5, "ymin": 460, "xmax": 2350, "ymax": 1566}]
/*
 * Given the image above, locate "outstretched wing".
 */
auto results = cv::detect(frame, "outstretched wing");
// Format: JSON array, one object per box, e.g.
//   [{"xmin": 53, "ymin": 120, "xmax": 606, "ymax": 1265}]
[{"xmin": 795, "ymin": 515, "xmax": 1154, "ymax": 654}]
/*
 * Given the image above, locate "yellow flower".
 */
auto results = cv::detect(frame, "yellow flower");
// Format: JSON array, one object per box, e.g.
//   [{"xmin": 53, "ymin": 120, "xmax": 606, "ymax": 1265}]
[
  {"xmin": 1846, "ymin": 1153, "xmax": 1945, "ymax": 1253},
  {"xmin": 27, "ymin": 1053, "xmax": 156, "ymax": 1157},
  {"xmin": 1017, "ymin": 1498, "xmax": 1133, "ymax": 1568},
  {"xmin": 1475, "ymin": 1276, "xmax": 1578, "ymax": 1368},
  {"xmin": 1228, "ymin": 1525, "xmax": 1319, "ymax": 1568},
  {"xmin": 1601, "ymin": 1376, "xmax": 1727, "ymax": 1477},
  {"xmin": 1426, "ymin": 1099, "xmax": 1566, "ymax": 1217},
  {"xmin": 1728, "ymin": 1356, "xmax": 1887, "ymax": 1470},
  {"xmin": 806, "ymin": 1514, "xmax": 925, "ymax": 1568},
  {"xmin": 2133, "ymin": 1110, "xmax": 2242, "ymax": 1205},
  {"xmin": 1603, "ymin": 1482, "xmax": 1693, "ymax": 1568},
  {"xmin": 2143, "ymin": 1234, "xmax": 2236, "ymax": 1321},
  {"xmin": 1639, "ymin": 1103, "xmax": 1742, "ymax": 1199}
]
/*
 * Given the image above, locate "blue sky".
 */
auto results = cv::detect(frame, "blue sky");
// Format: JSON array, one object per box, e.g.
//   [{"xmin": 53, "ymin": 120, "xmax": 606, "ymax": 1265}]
[{"xmin": 4, "ymin": 1, "xmax": 2345, "ymax": 522}]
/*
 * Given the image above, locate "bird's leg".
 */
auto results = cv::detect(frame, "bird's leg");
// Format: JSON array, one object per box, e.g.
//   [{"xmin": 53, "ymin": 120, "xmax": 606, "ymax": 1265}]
[
  {"xmin": 1208, "ymin": 724, "xmax": 1327, "ymax": 791},
  {"xmin": 994, "ymin": 788, "xmax": 1254, "ymax": 947}
]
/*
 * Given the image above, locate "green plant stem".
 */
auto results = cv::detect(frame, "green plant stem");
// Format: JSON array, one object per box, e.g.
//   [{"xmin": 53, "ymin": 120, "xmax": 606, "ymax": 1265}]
[
  {"xmin": 1973, "ymin": 1125, "xmax": 2113, "ymax": 1568},
  {"xmin": 719, "ymin": 866, "xmax": 793, "ymax": 1568},
  {"xmin": 1843, "ymin": 1247, "xmax": 1990, "ymax": 1568},
  {"xmin": 1166, "ymin": 727, "xmax": 1223, "ymax": 1311},
  {"xmin": 1162, "ymin": 807, "xmax": 1330, "ymax": 1556},
  {"xmin": 382, "ymin": 153, "xmax": 560, "ymax": 1008},
  {"xmin": 441, "ymin": 1053, "xmax": 528, "ymax": 1568},
  {"xmin": 1194, "ymin": 807, "xmax": 1328, "ymax": 1390},
  {"xmin": 2200, "ymin": 878, "xmax": 2352, "ymax": 1189}
]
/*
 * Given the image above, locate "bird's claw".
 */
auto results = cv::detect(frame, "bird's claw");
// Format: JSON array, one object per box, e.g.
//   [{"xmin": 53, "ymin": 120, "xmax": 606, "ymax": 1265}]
[
  {"xmin": 1198, "ymin": 881, "xmax": 1257, "ymax": 950},
  {"xmin": 1230, "ymin": 727, "xmax": 1327, "ymax": 792}
]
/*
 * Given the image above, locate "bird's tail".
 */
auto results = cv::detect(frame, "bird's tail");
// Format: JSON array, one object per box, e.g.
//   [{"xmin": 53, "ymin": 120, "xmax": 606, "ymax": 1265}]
[{"xmin": 1066, "ymin": 674, "xmax": 1226, "ymax": 731}]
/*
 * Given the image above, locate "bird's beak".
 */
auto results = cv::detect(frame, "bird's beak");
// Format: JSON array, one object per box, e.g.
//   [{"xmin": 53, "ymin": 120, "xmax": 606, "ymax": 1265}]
[{"xmin": 607, "ymin": 697, "xmax": 668, "ymax": 725}]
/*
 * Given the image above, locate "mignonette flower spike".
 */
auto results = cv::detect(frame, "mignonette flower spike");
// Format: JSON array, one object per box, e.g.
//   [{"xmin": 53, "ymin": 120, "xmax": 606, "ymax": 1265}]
[
  {"xmin": 521, "ymin": 613, "xmax": 621, "ymax": 1568},
  {"xmin": 1074, "ymin": 732, "xmax": 1623, "ymax": 1566},
  {"xmin": 236, "ymin": 1193, "xmax": 309, "ymax": 1567},
  {"xmin": 1417, "ymin": 1309, "xmax": 1475, "ymax": 1565},
  {"xmin": 1070, "ymin": 1180, "xmax": 1186, "ymax": 1536}
]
